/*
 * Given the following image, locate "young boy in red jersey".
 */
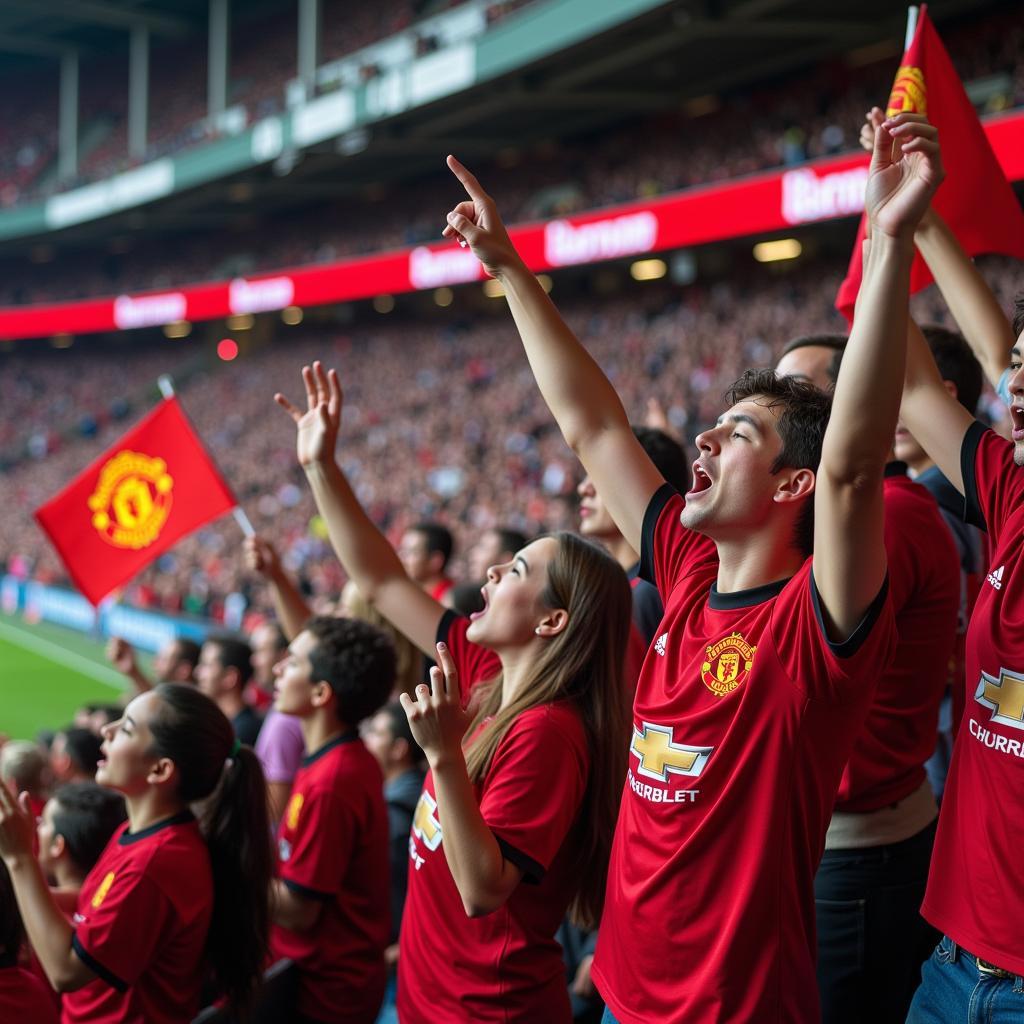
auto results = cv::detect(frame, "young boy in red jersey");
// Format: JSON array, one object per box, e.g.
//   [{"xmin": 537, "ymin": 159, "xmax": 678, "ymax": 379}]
[
  {"xmin": 892, "ymin": 144, "xmax": 1024, "ymax": 1024},
  {"xmin": 269, "ymin": 615, "xmax": 394, "ymax": 1024},
  {"xmin": 439, "ymin": 109, "xmax": 942, "ymax": 1022}
]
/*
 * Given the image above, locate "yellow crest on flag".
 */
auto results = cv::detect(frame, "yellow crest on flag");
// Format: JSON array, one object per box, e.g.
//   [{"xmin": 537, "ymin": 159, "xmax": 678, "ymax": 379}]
[
  {"xmin": 87, "ymin": 451, "xmax": 173, "ymax": 550},
  {"xmin": 286, "ymin": 792, "xmax": 304, "ymax": 830},
  {"xmin": 91, "ymin": 871, "xmax": 116, "ymax": 909},
  {"xmin": 887, "ymin": 65, "xmax": 927, "ymax": 117}
]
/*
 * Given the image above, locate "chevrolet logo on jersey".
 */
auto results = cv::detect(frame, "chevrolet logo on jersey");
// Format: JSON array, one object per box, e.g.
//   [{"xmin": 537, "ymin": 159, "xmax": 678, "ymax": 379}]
[
  {"xmin": 412, "ymin": 791, "xmax": 443, "ymax": 851},
  {"xmin": 630, "ymin": 722, "xmax": 714, "ymax": 782},
  {"xmin": 975, "ymin": 667, "xmax": 1024, "ymax": 730}
]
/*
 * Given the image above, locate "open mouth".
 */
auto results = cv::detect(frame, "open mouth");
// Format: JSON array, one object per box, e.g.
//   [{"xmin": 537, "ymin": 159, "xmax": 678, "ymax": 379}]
[
  {"xmin": 686, "ymin": 462, "xmax": 714, "ymax": 497},
  {"xmin": 470, "ymin": 587, "xmax": 490, "ymax": 621},
  {"xmin": 1011, "ymin": 405, "xmax": 1024, "ymax": 442}
]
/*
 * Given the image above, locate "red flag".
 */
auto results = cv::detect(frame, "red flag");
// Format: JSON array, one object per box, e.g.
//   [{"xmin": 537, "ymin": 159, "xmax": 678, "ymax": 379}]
[
  {"xmin": 34, "ymin": 397, "xmax": 237, "ymax": 606},
  {"xmin": 835, "ymin": 5, "xmax": 1024, "ymax": 321}
]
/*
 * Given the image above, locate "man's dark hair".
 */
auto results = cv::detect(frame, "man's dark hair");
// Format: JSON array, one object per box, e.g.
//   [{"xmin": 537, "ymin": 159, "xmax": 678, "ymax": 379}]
[
  {"xmin": 173, "ymin": 638, "xmax": 202, "ymax": 671},
  {"xmin": 632, "ymin": 426, "xmax": 690, "ymax": 494},
  {"xmin": 779, "ymin": 333, "xmax": 847, "ymax": 387},
  {"xmin": 725, "ymin": 368, "xmax": 832, "ymax": 557},
  {"xmin": 1013, "ymin": 293, "xmax": 1024, "ymax": 342},
  {"xmin": 50, "ymin": 782, "xmax": 127, "ymax": 873},
  {"xmin": 410, "ymin": 522, "xmax": 454, "ymax": 568},
  {"xmin": 206, "ymin": 635, "xmax": 254, "ymax": 686},
  {"xmin": 491, "ymin": 528, "xmax": 529, "ymax": 558},
  {"xmin": 61, "ymin": 727, "xmax": 104, "ymax": 777},
  {"xmin": 305, "ymin": 616, "xmax": 397, "ymax": 725},
  {"xmin": 380, "ymin": 701, "xmax": 425, "ymax": 767},
  {"xmin": 921, "ymin": 325, "xmax": 983, "ymax": 414},
  {"xmin": 88, "ymin": 705, "xmax": 122, "ymax": 729}
]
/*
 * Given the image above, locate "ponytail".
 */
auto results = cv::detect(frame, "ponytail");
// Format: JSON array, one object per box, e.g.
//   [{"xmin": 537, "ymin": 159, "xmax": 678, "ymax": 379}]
[
  {"xmin": 200, "ymin": 745, "xmax": 274, "ymax": 1015},
  {"xmin": 149, "ymin": 684, "xmax": 273, "ymax": 1016}
]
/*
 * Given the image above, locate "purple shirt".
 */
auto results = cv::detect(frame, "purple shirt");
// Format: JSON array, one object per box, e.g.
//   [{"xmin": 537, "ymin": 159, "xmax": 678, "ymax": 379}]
[{"xmin": 255, "ymin": 708, "xmax": 305, "ymax": 784}]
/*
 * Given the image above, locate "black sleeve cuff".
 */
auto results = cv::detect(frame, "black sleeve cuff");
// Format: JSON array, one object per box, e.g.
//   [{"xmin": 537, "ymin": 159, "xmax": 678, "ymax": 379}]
[
  {"xmin": 960, "ymin": 419, "xmax": 988, "ymax": 532},
  {"xmin": 810, "ymin": 573, "xmax": 890, "ymax": 660},
  {"xmin": 436, "ymin": 608, "xmax": 459, "ymax": 647},
  {"xmin": 72, "ymin": 934, "xmax": 128, "ymax": 992},
  {"xmin": 495, "ymin": 834, "xmax": 545, "ymax": 886},
  {"xmin": 282, "ymin": 878, "xmax": 334, "ymax": 903},
  {"xmin": 639, "ymin": 483, "xmax": 678, "ymax": 588}
]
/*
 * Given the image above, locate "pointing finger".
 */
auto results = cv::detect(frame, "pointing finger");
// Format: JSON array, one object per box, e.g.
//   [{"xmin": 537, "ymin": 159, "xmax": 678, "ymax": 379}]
[{"xmin": 447, "ymin": 155, "xmax": 490, "ymax": 205}]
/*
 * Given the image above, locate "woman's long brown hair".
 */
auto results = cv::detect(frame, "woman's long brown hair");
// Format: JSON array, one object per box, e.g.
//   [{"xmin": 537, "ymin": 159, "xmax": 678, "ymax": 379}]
[{"xmin": 462, "ymin": 531, "xmax": 632, "ymax": 930}]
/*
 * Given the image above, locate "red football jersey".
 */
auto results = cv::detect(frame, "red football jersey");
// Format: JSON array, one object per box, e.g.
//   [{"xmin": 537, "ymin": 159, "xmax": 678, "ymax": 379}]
[
  {"xmin": 62, "ymin": 812, "xmax": 212, "ymax": 1024},
  {"xmin": 270, "ymin": 734, "xmax": 390, "ymax": 1023},
  {"xmin": 398, "ymin": 615, "xmax": 587, "ymax": 1023},
  {"xmin": 0, "ymin": 966, "xmax": 59, "ymax": 1024},
  {"xmin": 591, "ymin": 487, "xmax": 897, "ymax": 1023},
  {"xmin": 833, "ymin": 467, "xmax": 960, "ymax": 811},
  {"xmin": 922, "ymin": 425, "xmax": 1024, "ymax": 974}
]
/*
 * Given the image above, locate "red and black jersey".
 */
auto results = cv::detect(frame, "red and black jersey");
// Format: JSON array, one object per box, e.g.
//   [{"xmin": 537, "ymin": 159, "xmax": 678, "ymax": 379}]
[
  {"xmin": 833, "ymin": 465, "xmax": 960, "ymax": 811},
  {"xmin": 62, "ymin": 812, "xmax": 212, "ymax": 1024},
  {"xmin": 0, "ymin": 966, "xmax": 59, "ymax": 1024},
  {"xmin": 592, "ymin": 485, "xmax": 896, "ymax": 1024},
  {"xmin": 397, "ymin": 614, "xmax": 587, "ymax": 1023},
  {"xmin": 270, "ymin": 733, "xmax": 390, "ymax": 1024},
  {"xmin": 922, "ymin": 423, "xmax": 1024, "ymax": 975}
]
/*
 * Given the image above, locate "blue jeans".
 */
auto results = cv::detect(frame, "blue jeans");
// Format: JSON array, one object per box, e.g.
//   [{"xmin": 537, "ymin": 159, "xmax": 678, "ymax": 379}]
[{"xmin": 907, "ymin": 936, "xmax": 1024, "ymax": 1023}]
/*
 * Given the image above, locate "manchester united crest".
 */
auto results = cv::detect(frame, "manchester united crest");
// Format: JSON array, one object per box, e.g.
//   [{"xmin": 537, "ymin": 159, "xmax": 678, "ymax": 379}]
[
  {"xmin": 886, "ymin": 65, "xmax": 927, "ymax": 117},
  {"xmin": 701, "ymin": 632, "xmax": 756, "ymax": 697},
  {"xmin": 87, "ymin": 451, "xmax": 173, "ymax": 550}
]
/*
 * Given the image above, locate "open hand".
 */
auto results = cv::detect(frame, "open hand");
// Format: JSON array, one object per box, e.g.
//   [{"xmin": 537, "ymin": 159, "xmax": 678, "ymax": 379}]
[
  {"xmin": 274, "ymin": 361, "xmax": 342, "ymax": 468},
  {"xmin": 443, "ymin": 156, "xmax": 523, "ymax": 280},
  {"xmin": 0, "ymin": 783, "xmax": 36, "ymax": 867},
  {"xmin": 399, "ymin": 643, "xmax": 471, "ymax": 768},
  {"xmin": 864, "ymin": 113, "xmax": 943, "ymax": 239}
]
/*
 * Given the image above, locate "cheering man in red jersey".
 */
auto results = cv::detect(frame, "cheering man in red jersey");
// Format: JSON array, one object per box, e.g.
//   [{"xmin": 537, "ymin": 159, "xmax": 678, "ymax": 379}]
[{"xmin": 439, "ymin": 109, "xmax": 942, "ymax": 1022}]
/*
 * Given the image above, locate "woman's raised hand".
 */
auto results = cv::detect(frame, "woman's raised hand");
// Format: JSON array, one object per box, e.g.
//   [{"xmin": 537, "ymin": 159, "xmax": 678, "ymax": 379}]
[{"xmin": 274, "ymin": 361, "xmax": 342, "ymax": 468}]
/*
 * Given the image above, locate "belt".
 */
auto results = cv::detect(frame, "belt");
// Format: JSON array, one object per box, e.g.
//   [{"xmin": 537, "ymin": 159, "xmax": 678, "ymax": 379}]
[{"xmin": 963, "ymin": 949, "xmax": 1016, "ymax": 981}]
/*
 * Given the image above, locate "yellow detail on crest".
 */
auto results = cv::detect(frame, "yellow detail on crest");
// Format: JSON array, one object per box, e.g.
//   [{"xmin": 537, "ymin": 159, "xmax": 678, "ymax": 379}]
[
  {"xmin": 412, "ymin": 792, "xmax": 443, "ymax": 851},
  {"xmin": 886, "ymin": 65, "xmax": 927, "ymax": 118},
  {"xmin": 975, "ymin": 668, "xmax": 1024, "ymax": 730},
  {"xmin": 91, "ymin": 871, "xmax": 116, "ymax": 909},
  {"xmin": 630, "ymin": 722, "xmax": 713, "ymax": 782},
  {"xmin": 87, "ymin": 451, "xmax": 173, "ymax": 550},
  {"xmin": 285, "ymin": 792, "xmax": 304, "ymax": 830},
  {"xmin": 701, "ymin": 632, "xmax": 756, "ymax": 697}
]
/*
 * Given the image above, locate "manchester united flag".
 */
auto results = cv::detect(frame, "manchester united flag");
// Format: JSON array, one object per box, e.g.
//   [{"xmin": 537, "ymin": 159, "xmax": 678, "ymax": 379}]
[
  {"xmin": 835, "ymin": 4, "xmax": 1024, "ymax": 321},
  {"xmin": 34, "ymin": 397, "xmax": 237, "ymax": 606}
]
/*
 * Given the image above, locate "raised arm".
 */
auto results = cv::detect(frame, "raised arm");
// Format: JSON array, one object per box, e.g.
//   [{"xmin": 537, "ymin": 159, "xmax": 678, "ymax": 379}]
[
  {"xmin": 861, "ymin": 107, "xmax": 1013, "ymax": 389},
  {"xmin": 814, "ymin": 113, "xmax": 944, "ymax": 639},
  {"xmin": 442, "ymin": 157, "xmax": 665, "ymax": 555},
  {"xmin": 275, "ymin": 364, "xmax": 444, "ymax": 657},
  {"xmin": 243, "ymin": 535, "xmax": 312, "ymax": 641}
]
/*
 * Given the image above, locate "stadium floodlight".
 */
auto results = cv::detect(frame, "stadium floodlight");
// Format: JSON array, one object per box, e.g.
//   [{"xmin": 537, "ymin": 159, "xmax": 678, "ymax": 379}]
[
  {"xmin": 483, "ymin": 280, "xmax": 505, "ymax": 299},
  {"xmin": 373, "ymin": 294, "xmax": 395, "ymax": 313},
  {"xmin": 282, "ymin": 306, "xmax": 304, "ymax": 325},
  {"xmin": 226, "ymin": 313, "xmax": 255, "ymax": 331},
  {"xmin": 630, "ymin": 258, "xmax": 668, "ymax": 282},
  {"xmin": 50, "ymin": 333, "xmax": 73, "ymax": 349},
  {"xmin": 753, "ymin": 239, "xmax": 802, "ymax": 263},
  {"xmin": 433, "ymin": 288, "xmax": 454, "ymax": 308},
  {"xmin": 163, "ymin": 321, "xmax": 192, "ymax": 339}
]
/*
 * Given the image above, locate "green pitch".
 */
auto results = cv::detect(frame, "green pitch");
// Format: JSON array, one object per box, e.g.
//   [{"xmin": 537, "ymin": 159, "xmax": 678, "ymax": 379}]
[{"xmin": 0, "ymin": 613, "xmax": 130, "ymax": 741}]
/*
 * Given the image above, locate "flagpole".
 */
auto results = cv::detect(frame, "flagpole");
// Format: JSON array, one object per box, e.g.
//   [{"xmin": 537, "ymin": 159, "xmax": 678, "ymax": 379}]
[
  {"xmin": 156, "ymin": 372, "xmax": 255, "ymax": 538},
  {"xmin": 905, "ymin": 6, "xmax": 919, "ymax": 49}
]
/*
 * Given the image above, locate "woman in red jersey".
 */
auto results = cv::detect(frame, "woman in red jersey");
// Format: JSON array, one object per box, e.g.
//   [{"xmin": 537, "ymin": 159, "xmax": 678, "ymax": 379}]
[
  {"xmin": 276, "ymin": 363, "xmax": 632, "ymax": 1023},
  {"xmin": 0, "ymin": 683, "xmax": 272, "ymax": 1024}
]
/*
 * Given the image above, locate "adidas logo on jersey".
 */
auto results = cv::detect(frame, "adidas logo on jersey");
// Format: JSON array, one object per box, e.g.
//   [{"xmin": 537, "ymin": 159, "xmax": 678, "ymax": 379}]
[
  {"xmin": 988, "ymin": 565, "xmax": 1005, "ymax": 591},
  {"xmin": 655, "ymin": 633, "xmax": 668, "ymax": 657}
]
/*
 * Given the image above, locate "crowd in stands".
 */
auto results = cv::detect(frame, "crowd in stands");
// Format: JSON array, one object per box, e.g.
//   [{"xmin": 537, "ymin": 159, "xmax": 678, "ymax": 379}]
[{"xmin": 1, "ymin": 251, "xmax": 1018, "ymax": 623}]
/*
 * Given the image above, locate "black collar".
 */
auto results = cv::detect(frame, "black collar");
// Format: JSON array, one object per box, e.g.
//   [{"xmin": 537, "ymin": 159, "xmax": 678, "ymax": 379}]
[
  {"xmin": 709, "ymin": 576, "xmax": 790, "ymax": 610},
  {"xmin": 302, "ymin": 730, "xmax": 359, "ymax": 767},
  {"xmin": 118, "ymin": 809, "xmax": 194, "ymax": 846},
  {"xmin": 884, "ymin": 460, "xmax": 909, "ymax": 478}
]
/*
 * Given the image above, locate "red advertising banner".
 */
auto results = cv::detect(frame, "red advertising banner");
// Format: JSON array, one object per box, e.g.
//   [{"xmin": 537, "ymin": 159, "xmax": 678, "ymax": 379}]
[{"xmin": 2, "ymin": 109, "xmax": 1022, "ymax": 343}]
